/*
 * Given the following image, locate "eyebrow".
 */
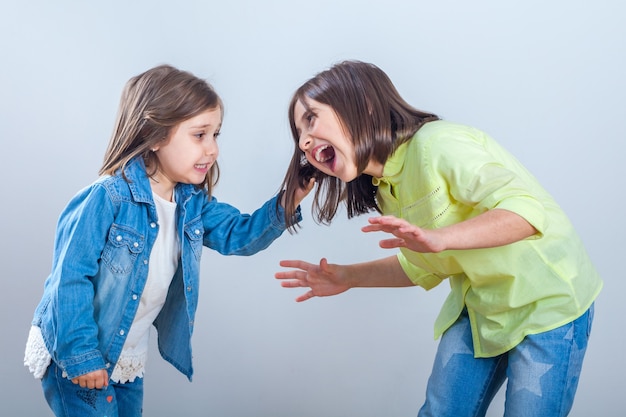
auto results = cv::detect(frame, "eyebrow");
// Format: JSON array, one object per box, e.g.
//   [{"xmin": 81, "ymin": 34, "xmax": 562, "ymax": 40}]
[{"xmin": 188, "ymin": 123, "xmax": 220, "ymax": 130}]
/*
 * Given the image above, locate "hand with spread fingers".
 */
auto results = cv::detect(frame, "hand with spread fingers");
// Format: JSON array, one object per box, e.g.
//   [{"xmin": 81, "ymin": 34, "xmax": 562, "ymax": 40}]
[
  {"xmin": 363, "ymin": 215, "xmax": 446, "ymax": 253},
  {"xmin": 275, "ymin": 258, "xmax": 350, "ymax": 302}
]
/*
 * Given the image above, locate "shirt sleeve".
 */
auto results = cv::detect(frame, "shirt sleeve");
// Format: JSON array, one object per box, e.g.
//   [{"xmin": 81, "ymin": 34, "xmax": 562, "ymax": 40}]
[
  {"xmin": 397, "ymin": 252, "xmax": 444, "ymax": 290},
  {"xmin": 426, "ymin": 126, "xmax": 548, "ymax": 237}
]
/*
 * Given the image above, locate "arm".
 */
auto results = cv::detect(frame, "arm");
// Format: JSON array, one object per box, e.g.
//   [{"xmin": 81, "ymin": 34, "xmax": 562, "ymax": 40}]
[
  {"xmin": 202, "ymin": 179, "xmax": 314, "ymax": 255},
  {"xmin": 364, "ymin": 208, "xmax": 537, "ymax": 253},
  {"xmin": 50, "ymin": 184, "xmax": 113, "ymax": 379},
  {"xmin": 276, "ymin": 255, "xmax": 413, "ymax": 302}
]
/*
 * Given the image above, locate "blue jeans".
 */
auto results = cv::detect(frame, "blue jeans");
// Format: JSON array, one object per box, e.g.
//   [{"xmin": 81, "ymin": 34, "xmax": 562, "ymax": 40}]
[
  {"xmin": 418, "ymin": 305, "xmax": 594, "ymax": 417},
  {"xmin": 41, "ymin": 362, "xmax": 143, "ymax": 417}
]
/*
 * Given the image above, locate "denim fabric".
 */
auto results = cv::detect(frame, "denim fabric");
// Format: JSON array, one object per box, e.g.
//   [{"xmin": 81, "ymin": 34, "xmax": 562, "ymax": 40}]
[
  {"xmin": 31, "ymin": 156, "xmax": 297, "ymax": 382},
  {"xmin": 42, "ymin": 361, "xmax": 143, "ymax": 417},
  {"xmin": 418, "ymin": 305, "xmax": 594, "ymax": 417}
]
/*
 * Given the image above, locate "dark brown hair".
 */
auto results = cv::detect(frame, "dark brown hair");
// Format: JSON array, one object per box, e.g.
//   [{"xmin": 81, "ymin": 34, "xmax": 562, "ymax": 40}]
[
  {"xmin": 100, "ymin": 64, "xmax": 223, "ymax": 196},
  {"xmin": 281, "ymin": 60, "xmax": 439, "ymax": 230}
]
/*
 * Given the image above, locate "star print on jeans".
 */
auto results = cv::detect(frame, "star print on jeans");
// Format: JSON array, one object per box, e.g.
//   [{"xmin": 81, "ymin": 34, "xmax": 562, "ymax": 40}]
[
  {"xmin": 440, "ymin": 318, "xmax": 473, "ymax": 368},
  {"xmin": 509, "ymin": 345, "xmax": 553, "ymax": 396},
  {"xmin": 76, "ymin": 388, "xmax": 98, "ymax": 410}
]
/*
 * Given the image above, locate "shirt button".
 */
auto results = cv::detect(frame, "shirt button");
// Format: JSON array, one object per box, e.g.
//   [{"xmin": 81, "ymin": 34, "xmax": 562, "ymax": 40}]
[
  {"xmin": 116, "ymin": 235, "xmax": 122, "ymax": 241},
  {"xmin": 119, "ymin": 330, "xmax": 125, "ymax": 336},
  {"xmin": 132, "ymin": 294, "xmax": 138, "ymax": 300},
  {"xmin": 187, "ymin": 286, "xmax": 192, "ymax": 292},
  {"xmin": 144, "ymin": 259, "xmax": 148, "ymax": 265},
  {"xmin": 150, "ymin": 222, "xmax": 157, "ymax": 228},
  {"xmin": 133, "ymin": 242, "xmax": 139, "ymax": 248},
  {"xmin": 194, "ymin": 229, "xmax": 200, "ymax": 235}
]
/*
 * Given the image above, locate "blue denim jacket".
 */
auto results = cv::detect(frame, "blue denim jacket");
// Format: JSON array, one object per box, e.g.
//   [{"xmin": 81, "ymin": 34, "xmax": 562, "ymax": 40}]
[{"xmin": 31, "ymin": 157, "xmax": 298, "ymax": 381}]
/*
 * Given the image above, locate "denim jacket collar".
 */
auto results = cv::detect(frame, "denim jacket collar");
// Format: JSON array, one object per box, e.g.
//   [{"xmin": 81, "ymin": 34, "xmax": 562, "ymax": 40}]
[{"xmin": 122, "ymin": 157, "xmax": 203, "ymax": 206}]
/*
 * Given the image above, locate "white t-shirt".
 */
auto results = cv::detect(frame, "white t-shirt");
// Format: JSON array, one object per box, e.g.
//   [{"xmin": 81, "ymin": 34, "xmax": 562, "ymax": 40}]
[{"xmin": 111, "ymin": 192, "xmax": 179, "ymax": 383}]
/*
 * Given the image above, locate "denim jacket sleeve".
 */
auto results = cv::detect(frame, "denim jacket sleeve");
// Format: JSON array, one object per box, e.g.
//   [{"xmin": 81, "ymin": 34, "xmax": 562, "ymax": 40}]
[
  {"xmin": 199, "ymin": 194, "xmax": 300, "ymax": 255},
  {"xmin": 36, "ymin": 182, "xmax": 116, "ymax": 379}
]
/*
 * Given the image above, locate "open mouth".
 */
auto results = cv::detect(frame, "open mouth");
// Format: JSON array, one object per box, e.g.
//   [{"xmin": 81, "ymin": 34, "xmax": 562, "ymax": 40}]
[{"xmin": 314, "ymin": 145, "xmax": 335, "ymax": 163}]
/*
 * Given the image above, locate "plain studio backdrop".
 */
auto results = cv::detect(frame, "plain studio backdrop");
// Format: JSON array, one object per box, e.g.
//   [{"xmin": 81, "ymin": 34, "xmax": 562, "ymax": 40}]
[{"xmin": 1, "ymin": 1, "xmax": 623, "ymax": 416}]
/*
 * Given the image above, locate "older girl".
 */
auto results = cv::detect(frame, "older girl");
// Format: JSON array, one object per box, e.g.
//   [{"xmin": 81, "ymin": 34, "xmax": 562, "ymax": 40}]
[{"xmin": 276, "ymin": 60, "xmax": 601, "ymax": 417}]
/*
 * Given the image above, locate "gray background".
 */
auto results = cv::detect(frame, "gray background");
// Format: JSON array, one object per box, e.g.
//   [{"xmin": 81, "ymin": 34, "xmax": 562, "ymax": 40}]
[{"xmin": 1, "ymin": 1, "xmax": 624, "ymax": 416}]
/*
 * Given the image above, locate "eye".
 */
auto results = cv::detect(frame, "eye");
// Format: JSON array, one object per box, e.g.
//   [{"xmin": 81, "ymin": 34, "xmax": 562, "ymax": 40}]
[
  {"xmin": 213, "ymin": 131, "xmax": 221, "ymax": 139},
  {"xmin": 194, "ymin": 132, "xmax": 206, "ymax": 140}
]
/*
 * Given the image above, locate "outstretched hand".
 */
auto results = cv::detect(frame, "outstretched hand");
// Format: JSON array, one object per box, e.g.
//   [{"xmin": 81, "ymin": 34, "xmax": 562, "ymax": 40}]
[
  {"xmin": 363, "ymin": 215, "xmax": 446, "ymax": 253},
  {"xmin": 275, "ymin": 258, "xmax": 350, "ymax": 302}
]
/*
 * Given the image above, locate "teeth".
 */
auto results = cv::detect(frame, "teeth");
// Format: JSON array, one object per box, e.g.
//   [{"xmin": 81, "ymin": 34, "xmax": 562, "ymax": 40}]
[{"xmin": 315, "ymin": 145, "xmax": 331, "ymax": 163}]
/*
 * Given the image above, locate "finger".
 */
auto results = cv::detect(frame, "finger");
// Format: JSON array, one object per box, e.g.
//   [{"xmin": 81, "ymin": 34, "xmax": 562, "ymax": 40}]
[
  {"xmin": 369, "ymin": 215, "xmax": 408, "ymax": 228},
  {"xmin": 319, "ymin": 257, "xmax": 328, "ymax": 271},
  {"xmin": 368, "ymin": 215, "xmax": 396, "ymax": 224},
  {"xmin": 379, "ymin": 238, "xmax": 406, "ymax": 249},
  {"xmin": 276, "ymin": 269, "xmax": 310, "ymax": 280},
  {"xmin": 295, "ymin": 291, "xmax": 315, "ymax": 302},
  {"xmin": 275, "ymin": 271, "xmax": 298, "ymax": 279},
  {"xmin": 279, "ymin": 279, "xmax": 302, "ymax": 288},
  {"xmin": 361, "ymin": 224, "xmax": 385, "ymax": 233},
  {"xmin": 279, "ymin": 259, "xmax": 311, "ymax": 269},
  {"xmin": 305, "ymin": 177, "xmax": 316, "ymax": 191}
]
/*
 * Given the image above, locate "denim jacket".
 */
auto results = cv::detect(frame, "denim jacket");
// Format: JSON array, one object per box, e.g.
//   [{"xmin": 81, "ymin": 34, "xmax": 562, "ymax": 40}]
[{"xmin": 31, "ymin": 157, "xmax": 298, "ymax": 381}]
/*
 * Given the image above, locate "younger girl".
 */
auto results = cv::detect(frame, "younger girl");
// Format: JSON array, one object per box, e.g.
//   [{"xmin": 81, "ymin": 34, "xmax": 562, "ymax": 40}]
[
  {"xmin": 276, "ymin": 60, "xmax": 602, "ymax": 416},
  {"xmin": 25, "ymin": 64, "xmax": 312, "ymax": 417}
]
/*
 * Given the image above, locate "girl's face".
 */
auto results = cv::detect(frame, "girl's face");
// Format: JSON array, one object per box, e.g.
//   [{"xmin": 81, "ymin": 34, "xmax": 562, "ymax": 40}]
[
  {"xmin": 151, "ymin": 107, "xmax": 221, "ymax": 195},
  {"xmin": 293, "ymin": 98, "xmax": 383, "ymax": 181}
]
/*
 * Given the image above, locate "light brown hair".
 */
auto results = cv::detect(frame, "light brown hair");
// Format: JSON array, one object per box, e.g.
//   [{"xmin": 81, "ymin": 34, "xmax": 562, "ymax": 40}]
[{"xmin": 100, "ymin": 65, "xmax": 223, "ymax": 195}]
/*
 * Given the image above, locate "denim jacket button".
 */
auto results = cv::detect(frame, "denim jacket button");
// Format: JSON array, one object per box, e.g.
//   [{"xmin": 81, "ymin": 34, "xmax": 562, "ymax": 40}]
[
  {"xmin": 119, "ymin": 330, "xmax": 125, "ymax": 336},
  {"xmin": 150, "ymin": 222, "xmax": 156, "ymax": 228},
  {"xmin": 187, "ymin": 286, "xmax": 192, "ymax": 292},
  {"xmin": 143, "ymin": 259, "xmax": 148, "ymax": 265},
  {"xmin": 133, "ymin": 242, "xmax": 139, "ymax": 248},
  {"xmin": 194, "ymin": 229, "xmax": 200, "ymax": 235},
  {"xmin": 132, "ymin": 294, "xmax": 138, "ymax": 300},
  {"xmin": 116, "ymin": 235, "xmax": 122, "ymax": 242}
]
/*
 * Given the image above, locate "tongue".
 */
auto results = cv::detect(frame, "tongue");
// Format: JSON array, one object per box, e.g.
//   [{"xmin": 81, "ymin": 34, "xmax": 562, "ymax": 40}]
[{"xmin": 320, "ymin": 146, "xmax": 335, "ymax": 162}]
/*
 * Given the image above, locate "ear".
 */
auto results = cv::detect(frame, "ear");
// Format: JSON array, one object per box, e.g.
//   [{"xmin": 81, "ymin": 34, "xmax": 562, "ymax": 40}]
[{"xmin": 151, "ymin": 140, "xmax": 165, "ymax": 152}]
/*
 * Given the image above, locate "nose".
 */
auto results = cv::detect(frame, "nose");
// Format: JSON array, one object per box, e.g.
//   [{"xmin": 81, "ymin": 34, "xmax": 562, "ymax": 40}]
[
  {"xmin": 299, "ymin": 133, "xmax": 312, "ymax": 152},
  {"xmin": 205, "ymin": 136, "xmax": 219, "ymax": 158}
]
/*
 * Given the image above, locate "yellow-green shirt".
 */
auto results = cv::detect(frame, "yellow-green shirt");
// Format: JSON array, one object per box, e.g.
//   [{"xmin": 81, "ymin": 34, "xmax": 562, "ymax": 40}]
[{"xmin": 373, "ymin": 120, "xmax": 602, "ymax": 357}]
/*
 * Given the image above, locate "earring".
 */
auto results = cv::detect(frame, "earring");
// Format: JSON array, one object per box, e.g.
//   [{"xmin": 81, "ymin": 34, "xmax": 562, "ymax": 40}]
[{"xmin": 151, "ymin": 148, "xmax": 157, "ymax": 152}]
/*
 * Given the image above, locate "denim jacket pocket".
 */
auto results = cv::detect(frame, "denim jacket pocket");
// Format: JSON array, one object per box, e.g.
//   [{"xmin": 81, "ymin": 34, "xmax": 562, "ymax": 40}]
[
  {"xmin": 184, "ymin": 219, "xmax": 204, "ymax": 261},
  {"xmin": 101, "ymin": 224, "xmax": 145, "ymax": 275}
]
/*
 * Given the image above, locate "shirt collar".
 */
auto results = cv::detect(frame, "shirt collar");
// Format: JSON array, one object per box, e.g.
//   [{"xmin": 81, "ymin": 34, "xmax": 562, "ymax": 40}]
[{"xmin": 372, "ymin": 141, "xmax": 409, "ymax": 187}]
